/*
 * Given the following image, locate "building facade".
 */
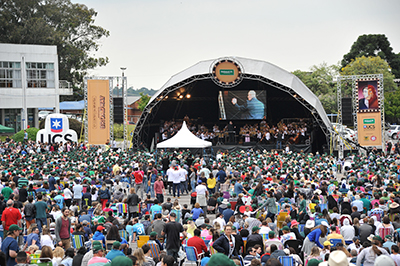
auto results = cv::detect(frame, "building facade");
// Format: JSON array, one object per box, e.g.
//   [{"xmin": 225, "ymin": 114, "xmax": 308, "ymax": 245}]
[{"xmin": 0, "ymin": 43, "xmax": 72, "ymax": 132}]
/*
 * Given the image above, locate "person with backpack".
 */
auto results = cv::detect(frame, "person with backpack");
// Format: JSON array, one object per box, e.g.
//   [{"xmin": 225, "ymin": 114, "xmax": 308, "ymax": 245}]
[
  {"xmin": 24, "ymin": 196, "xmax": 36, "ymax": 229},
  {"xmin": 98, "ymin": 183, "xmax": 111, "ymax": 210}
]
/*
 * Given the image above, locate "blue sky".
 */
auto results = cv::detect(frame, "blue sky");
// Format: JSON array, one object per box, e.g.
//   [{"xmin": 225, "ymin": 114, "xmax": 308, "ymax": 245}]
[{"xmin": 75, "ymin": 0, "xmax": 400, "ymax": 90}]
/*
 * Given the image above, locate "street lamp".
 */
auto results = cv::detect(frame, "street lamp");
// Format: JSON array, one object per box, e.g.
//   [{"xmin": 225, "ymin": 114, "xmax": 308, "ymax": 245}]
[{"xmin": 120, "ymin": 67, "xmax": 126, "ymax": 149}]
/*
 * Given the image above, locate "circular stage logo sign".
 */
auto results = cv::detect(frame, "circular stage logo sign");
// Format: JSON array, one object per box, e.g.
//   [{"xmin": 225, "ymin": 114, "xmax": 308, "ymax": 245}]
[
  {"xmin": 371, "ymin": 136, "xmax": 377, "ymax": 141},
  {"xmin": 211, "ymin": 58, "xmax": 243, "ymax": 87}
]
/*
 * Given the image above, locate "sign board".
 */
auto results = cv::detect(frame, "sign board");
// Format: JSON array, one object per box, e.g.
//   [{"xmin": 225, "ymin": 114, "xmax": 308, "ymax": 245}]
[
  {"xmin": 36, "ymin": 113, "xmax": 78, "ymax": 144},
  {"xmin": 87, "ymin": 79, "xmax": 110, "ymax": 145},
  {"xmin": 211, "ymin": 59, "xmax": 243, "ymax": 87},
  {"xmin": 357, "ymin": 112, "xmax": 382, "ymax": 146}
]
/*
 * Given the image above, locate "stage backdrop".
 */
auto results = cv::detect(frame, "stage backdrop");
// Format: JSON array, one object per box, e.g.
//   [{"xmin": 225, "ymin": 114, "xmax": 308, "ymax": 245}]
[
  {"xmin": 356, "ymin": 79, "xmax": 382, "ymax": 147},
  {"xmin": 87, "ymin": 80, "xmax": 110, "ymax": 145}
]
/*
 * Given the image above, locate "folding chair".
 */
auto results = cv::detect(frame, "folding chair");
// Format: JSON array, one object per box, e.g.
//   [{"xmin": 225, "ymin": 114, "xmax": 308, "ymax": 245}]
[
  {"xmin": 148, "ymin": 242, "xmax": 160, "ymax": 258},
  {"xmin": 137, "ymin": 235, "xmax": 150, "ymax": 248},
  {"xmin": 277, "ymin": 212, "xmax": 289, "ymax": 229},
  {"xmin": 279, "ymin": 256, "xmax": 294, "ymax": 266},
  {"xmin": 184, "ymin": 245, "xmax": 203, "ymax": 265},
  {"xmin": 71, "ymin": 235, "xmax": 84, "ymax": 250},
  {"xmin": 119, "ymin": 230, "xmax": 128, "ymax": 240},
  {"xmin": 31, "ymin": 258, "xmax": 53, "ymax": 266},
  {"xmin": 210, "ymin": 245, "xmax": 217, "ymax": 255},
  {"xmin": 152, "ymin": 210, "xmax": 162, "ymax": 220},
  {"xmin": 261, "ymin": 234, "xmax": 269, "ymax": 242},
  {"xmin": 298, "ymin": 224, "xmax": 305, "ymax": 237},
  {"xmin": 106, "ymin": 240, "xmax": 114, "ymax": 251},
  {"xmin": 329, "ymin": 238, "xmax": 343, "ymax": 247},
  {"xmin": 319, "ymin": 203, "xmax": 328, "ymax": 212}
]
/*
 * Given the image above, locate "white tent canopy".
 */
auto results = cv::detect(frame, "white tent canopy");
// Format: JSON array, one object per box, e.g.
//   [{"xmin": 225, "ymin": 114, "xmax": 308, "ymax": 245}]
[{"xmin": 157, "ymin": 121, "xmax": 212, "ymax": 148}]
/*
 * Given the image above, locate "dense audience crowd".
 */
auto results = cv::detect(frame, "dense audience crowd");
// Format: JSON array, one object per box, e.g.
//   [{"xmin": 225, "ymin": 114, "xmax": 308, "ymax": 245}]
[{"xmin": 0, "ymin": 138, "xmax": 399, "ymax": 266}]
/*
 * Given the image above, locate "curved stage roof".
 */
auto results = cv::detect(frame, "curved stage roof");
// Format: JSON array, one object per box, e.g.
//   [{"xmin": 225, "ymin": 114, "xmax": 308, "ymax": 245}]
[{"xmin": 133, "ymin": 57, "xmax": 332, "ymax": 151}]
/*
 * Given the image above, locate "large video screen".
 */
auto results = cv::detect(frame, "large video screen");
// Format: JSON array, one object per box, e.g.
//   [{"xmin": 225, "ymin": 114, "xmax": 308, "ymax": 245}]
[{"xmin": 218, "ymin": 90, "xmax": 266, "ymax": 120}]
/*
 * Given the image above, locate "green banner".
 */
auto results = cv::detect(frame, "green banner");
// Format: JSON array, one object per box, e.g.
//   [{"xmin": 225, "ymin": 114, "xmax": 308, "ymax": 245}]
[
  {"xmin": 363, "ymin": 118, "xmax": 375, "ymax": 124},
  {"xmin": 220, "ymin": 69, "xmax": 234, "ymax": 75}
]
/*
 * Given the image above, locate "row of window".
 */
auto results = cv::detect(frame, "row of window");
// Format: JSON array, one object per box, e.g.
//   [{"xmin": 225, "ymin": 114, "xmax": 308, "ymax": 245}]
[{"xmin": 0, "ymin": 61, "xmax": 55, "ymax": 88}]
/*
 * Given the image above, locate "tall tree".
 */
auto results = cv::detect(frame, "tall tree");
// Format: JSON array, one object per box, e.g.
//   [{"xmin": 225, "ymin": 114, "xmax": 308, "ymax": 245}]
[
  {"xmin": 341, "ymin": 56, "xmax": 398, "ymax": 122},
  {"xmin": 0, "ymin": 0, "xmax": 109, "ymax": 100},
  {"xmin": 138, "ymin": 92, "xmax": 151, "ymax": 111},
  {"xmin": 342, "ymin": 34, "xmax": 400, "ymax": 78},
  {"xmin": 292, "ymin": 62, "xmax": 339, "ymax": 114}
]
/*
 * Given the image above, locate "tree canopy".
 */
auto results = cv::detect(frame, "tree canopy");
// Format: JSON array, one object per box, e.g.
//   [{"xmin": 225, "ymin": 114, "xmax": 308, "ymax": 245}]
[
  {"xmin": 341, "ymin": 34, "xmax": 400, "ymax": 78},
  {"xmin": 138, "ymin": 92, "xmax": 151, "ymax": 111},
  {"xmin": 0, "ymin": 0, "xmax": 109, "ymax": 100},
  {"xmin": 292, "ymin": 62, "xmax": 339, "ymax": 114}
]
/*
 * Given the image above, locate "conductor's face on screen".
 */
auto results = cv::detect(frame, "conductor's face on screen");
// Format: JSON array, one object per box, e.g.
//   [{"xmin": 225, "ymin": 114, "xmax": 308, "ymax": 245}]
[
  {"xmin": 362, "ymin": 88, "xmax": 368, "ymax": 99},
  {"xmin": 248, "ymin": 90, "xmax": 256, "ymax": 101}
]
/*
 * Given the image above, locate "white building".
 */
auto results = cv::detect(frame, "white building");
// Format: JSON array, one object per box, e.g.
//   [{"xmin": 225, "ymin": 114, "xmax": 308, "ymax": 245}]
[{"xmin": 0, "ymin": 43, "xmax": 72, "ymax": 132}]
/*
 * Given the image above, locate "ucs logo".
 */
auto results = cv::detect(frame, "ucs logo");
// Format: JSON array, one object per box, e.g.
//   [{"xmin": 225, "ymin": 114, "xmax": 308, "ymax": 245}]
[{"xmin": 363, "ymin": 125, "xmax": 375, "ymax": 130}]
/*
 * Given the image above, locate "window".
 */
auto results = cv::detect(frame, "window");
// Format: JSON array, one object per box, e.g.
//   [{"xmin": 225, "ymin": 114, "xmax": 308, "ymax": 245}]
[
  {"xmin": 0, "ymin": 61, "xmax": 22, "ymax": 88},
  {"xmin": 26, "ymin": 62, "xmax": 55, "ymax": 88}
]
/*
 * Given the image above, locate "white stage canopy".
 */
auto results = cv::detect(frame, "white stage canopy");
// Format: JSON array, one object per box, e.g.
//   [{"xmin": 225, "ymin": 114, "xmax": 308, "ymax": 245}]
[{"xmin": 156, "ymin": 121, "xmax": 212, "ymax": 148}]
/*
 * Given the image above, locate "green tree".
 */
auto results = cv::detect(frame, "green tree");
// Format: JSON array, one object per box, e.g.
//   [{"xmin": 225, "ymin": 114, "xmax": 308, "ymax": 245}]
[
  {"xmin": 138, "ymin": 92, "xmax": 151, "ymax": 111},
  {"xmin": 12, "ymin": 127, "xmax": 39, "ymax": 142},
  {"xmin": 341, "ymin": 56, "xmax": 398, "ymax": 122},
  {"xmin": 0, "ymin": 0, "xmax": 110, "ymax": 100},
  {"xmin": 342, "ymin": 34, "xmax": 400, "ymax": 78},
  {"xmin": 292, "ymin": 62, "xmax": 339, "ymax": 114}
]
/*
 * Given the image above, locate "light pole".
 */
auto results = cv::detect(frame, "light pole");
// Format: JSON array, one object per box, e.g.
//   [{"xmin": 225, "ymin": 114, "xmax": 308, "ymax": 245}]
[{"xmin": 120, "ymin": 67, "xmax": 126, "ymax": 150}]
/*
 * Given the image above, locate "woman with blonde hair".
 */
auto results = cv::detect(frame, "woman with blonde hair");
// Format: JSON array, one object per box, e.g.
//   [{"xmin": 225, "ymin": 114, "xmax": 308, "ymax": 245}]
[
  {"xmin": 26, "ymin": 244, "xmax": 39, "ymax": 255},
  {"xmin": 53, "ymin": 247, "xmax": 65, "ymax": 266},
  {"xmin": 41, "ymin": 226, "xmax": 55, "ymax": 249},
  {"xmin": 213, "ymin": 221, "xmax": 221, "ymax": 234},
  {"xmin": 133, "ymin": 248, "xmax": 146, "ymax": 266},
  {"xmin": 27, "ymin": 223, "xmax": 38, "ymax": 234}
]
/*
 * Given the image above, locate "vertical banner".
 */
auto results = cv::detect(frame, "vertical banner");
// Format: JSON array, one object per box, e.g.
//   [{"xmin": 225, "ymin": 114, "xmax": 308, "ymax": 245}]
[
  {"xmin": 357, "ymin": 112, "xmax": 382, "ymax": 146},
  {"xmin": 87, "ymin": 80, "xmax": 110, "ymax": 145},
  {"xmin": 356, "ymin": 79, "xmax": 382, "ymax": 147}
]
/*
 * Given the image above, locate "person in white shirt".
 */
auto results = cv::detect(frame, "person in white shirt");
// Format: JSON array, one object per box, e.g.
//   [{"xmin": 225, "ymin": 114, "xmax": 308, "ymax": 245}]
[
  {"xmin": 179, "ymin": 166, "xmax": 189, "ymax": 195},
  {"xmin": 196, "ymin": 181, "xmax": 208, "ymax": 213},
  {"xmin": 340, "ymin": 218, "xmax": 355, "ymax": 241},
  {"xmin": 259, "ymin": 220, "xmax": 271, "ymax": 235},
  {"xmin": 212, "ymin": 213, "xmax": 226, "ymax": 229},
  {"xmin": 348, "ymin": 236, "xmax": 362, "ymax": 254},
  {"xmin": 72, "ymin": 179, "xmax": 83, "ymax": 207},
  {"xmin": 391, "ymin": 245, "xmax": 400, "ymax": 266}
]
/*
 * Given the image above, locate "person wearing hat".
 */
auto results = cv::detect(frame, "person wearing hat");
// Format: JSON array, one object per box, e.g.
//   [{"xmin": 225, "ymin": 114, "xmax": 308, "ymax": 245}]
[
  {"xmin": 246, "ymin": 226, "xmax": 264, "ymax": 254},
  {"xmin": 87, "ymin": 241, "xmax": 108, "ymax": 266},
  {"xmin": 105, "ymin": 241, "xmax": 125, "ymax": 261},
  {"xmin": 147, "ymin": 231, "xmax": 163, "ymax": 251},
  {"xmin": 319, "ymin": 250, "xmax": 354, "ymax": 266},
  {"xmin": 356, "ymin": 236, "xmax": 389, "ymax": 266},
  {"xmin": 301, "ymin": 221, "xmax": 329, "ymax": 256},
  {"xmin": 383, "ymin": 235, "xmax": 396, "ymax": 251},
  {"xmin": 320, "ymin": 240, "xmax": 333, "ymax": 260},
  {"xmin": 281, "ymin": 225, "xmax": 296, "ymax": 244},
  {"xmin": 93, "ymin": 225, "xmax": 106, "ymax": 247},
  {"xmin": 1, "ymin": 224, "xmax": 22, "ymax": 266}
]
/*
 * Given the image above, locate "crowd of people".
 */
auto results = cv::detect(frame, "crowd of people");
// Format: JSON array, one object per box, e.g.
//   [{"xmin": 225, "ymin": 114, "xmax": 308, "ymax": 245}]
[
  {"xmin": 0, "ymin": 138, "xmax": 400, "ymax": 266},
  {"xmin": 160, "ymin": 119, "xmax": 310, "ymax": 147}
]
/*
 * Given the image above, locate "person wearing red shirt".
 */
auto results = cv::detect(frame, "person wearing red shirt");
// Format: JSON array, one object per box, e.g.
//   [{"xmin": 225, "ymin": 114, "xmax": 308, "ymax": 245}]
[
  {"xmin": 1, "ymin": 200, "xmax": 22, "ymax": 236},
  {"xmin": 154, "ymin": 176, "xmax": 165, "ymax": 204},
  {"xmin": 134, "ymin": 168, "xmax": 144, "ymax": 199},
  {"xmin": 187, "ymin": 228, "xmax": 208, "ymax": 258}
]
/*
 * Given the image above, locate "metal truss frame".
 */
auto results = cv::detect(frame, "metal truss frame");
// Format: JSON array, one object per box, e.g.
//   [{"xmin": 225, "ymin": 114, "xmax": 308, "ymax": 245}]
[
  {"xmin": 132, "ymin": 73, "xmax": 331, "ymax": 149},
  {"xmin": 83, "ymin": 76, "xmax": 122, "ymax": 145},
  {"xmin": 132, "ymin": 74, "xmax": 211, "ymax": 149},
  {"xmin": 336, "ymin": 74, "xmax": 384, "ymax": 156},
  {"xmin": 122, "ymin": 76, "xmax": 128, "ymax": 150}
]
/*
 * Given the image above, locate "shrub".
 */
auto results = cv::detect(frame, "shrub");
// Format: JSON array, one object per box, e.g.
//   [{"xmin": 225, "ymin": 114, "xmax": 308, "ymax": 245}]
[{"xmin": 12, "ymin": 127, "xmax": 39, "ymax": 142}]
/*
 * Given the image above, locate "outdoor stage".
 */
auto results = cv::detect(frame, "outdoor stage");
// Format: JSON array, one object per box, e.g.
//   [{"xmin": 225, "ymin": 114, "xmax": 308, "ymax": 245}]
[{"xmin": 132, "ymin": 57, "xmax": 332, "ymax": 153}]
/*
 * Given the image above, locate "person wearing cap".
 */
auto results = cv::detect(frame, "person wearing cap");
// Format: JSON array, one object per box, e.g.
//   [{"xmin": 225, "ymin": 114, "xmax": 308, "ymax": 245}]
[
  {"xmin": 319, "ymin": 250, "xmax": 353, "ymax": 266},
  {"xmin": 1, "ymin": 224, "xmax": 22, "ymax": 266},
  {"xmin": 356, "ymin": 235, "xmax": 389, "ymax": 266},
  {"xmin": 105, "ymin": 241, "xmax": 125, "ymax": 261},
  {"xmin": 280, "ymin": 225, "xmax": 296, "ymax": 244},
  {"xmin": 383, "ymin": 234, "xmax": 396, "ymax": 251},
  {"xmin": 93, "ymin": 225, "xmax": 106, "ymax": 247},
  {"xmin": 147, "ymin": 231, "xmax": 163, "ymax": 251},
  {"xmin": 320, "ymin": 240, "xmax": 333, "ymax": 259},
  {"xmin": 246, "ymin": 226, "xmax": 264, "ymax": 254},
  {"xmin": 87, "ymin": 241, "xmax": 108, "ymax": 266},
  {"xmin": 55, "ymin": 207, "xmax": 72, "ymax": 250},
  {"xmin": 1, "ymin": 200, "xmax": 22, "ymax": 237}
]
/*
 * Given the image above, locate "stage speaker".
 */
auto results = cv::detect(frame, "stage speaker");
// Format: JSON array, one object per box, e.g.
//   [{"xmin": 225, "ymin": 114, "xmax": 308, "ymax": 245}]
[
  {"xmin": 113, "ymin": 97, "xmax": 124, "ymax": 124},
  {"xmin": 341, "ymin": 98, "xmax": 353, "ymax": 126}
]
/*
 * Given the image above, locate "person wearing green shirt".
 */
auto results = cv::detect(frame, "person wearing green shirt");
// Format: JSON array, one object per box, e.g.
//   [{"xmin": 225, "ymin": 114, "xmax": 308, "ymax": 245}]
[
  {"xmin": 257, "ymin": 191, "xmax": 277, "ymax": 222},
  {"xmin": 1, "ymin": 183, "xmax": 13, "ymax": 201},
  {"xmin": 34, "ymin": 193, "xmax": 48, "ymax": 233},
  {"xmin": 298, "ymin": 193, "xmax": 307, "ymax": 222},
  {"xmin": 360, "ymin": 193, "xmax": 371, "ymax": 214}
]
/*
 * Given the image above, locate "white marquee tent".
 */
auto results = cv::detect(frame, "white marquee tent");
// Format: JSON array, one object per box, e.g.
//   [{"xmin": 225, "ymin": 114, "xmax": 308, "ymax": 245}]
[{"xmin": 156, "ymin": 121, "xmax": 212, "ymax": 148}]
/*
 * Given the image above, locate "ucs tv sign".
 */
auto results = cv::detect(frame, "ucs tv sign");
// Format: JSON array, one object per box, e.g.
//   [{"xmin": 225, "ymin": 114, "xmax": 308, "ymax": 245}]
[{"xmin": 36, "ymin": 114, "xmax": 78, "ymax": 144}]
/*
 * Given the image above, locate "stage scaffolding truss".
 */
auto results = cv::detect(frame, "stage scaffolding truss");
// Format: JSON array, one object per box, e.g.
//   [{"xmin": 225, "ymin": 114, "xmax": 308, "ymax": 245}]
[{"xmin": 132, "ymin": 73, "xmax": 331, "ymax": 150}]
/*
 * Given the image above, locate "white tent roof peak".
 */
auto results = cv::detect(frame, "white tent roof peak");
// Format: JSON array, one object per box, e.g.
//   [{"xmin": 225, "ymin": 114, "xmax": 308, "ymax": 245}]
[{"xmin": 156, "ymin": 121, "xmax": 212, "ymax": 148}]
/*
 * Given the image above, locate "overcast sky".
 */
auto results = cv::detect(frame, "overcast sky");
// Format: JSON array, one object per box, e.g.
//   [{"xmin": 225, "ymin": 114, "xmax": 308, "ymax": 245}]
[{"xmin": 76, "ymin": 0, "xmax": 400, "ymax": 90}]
